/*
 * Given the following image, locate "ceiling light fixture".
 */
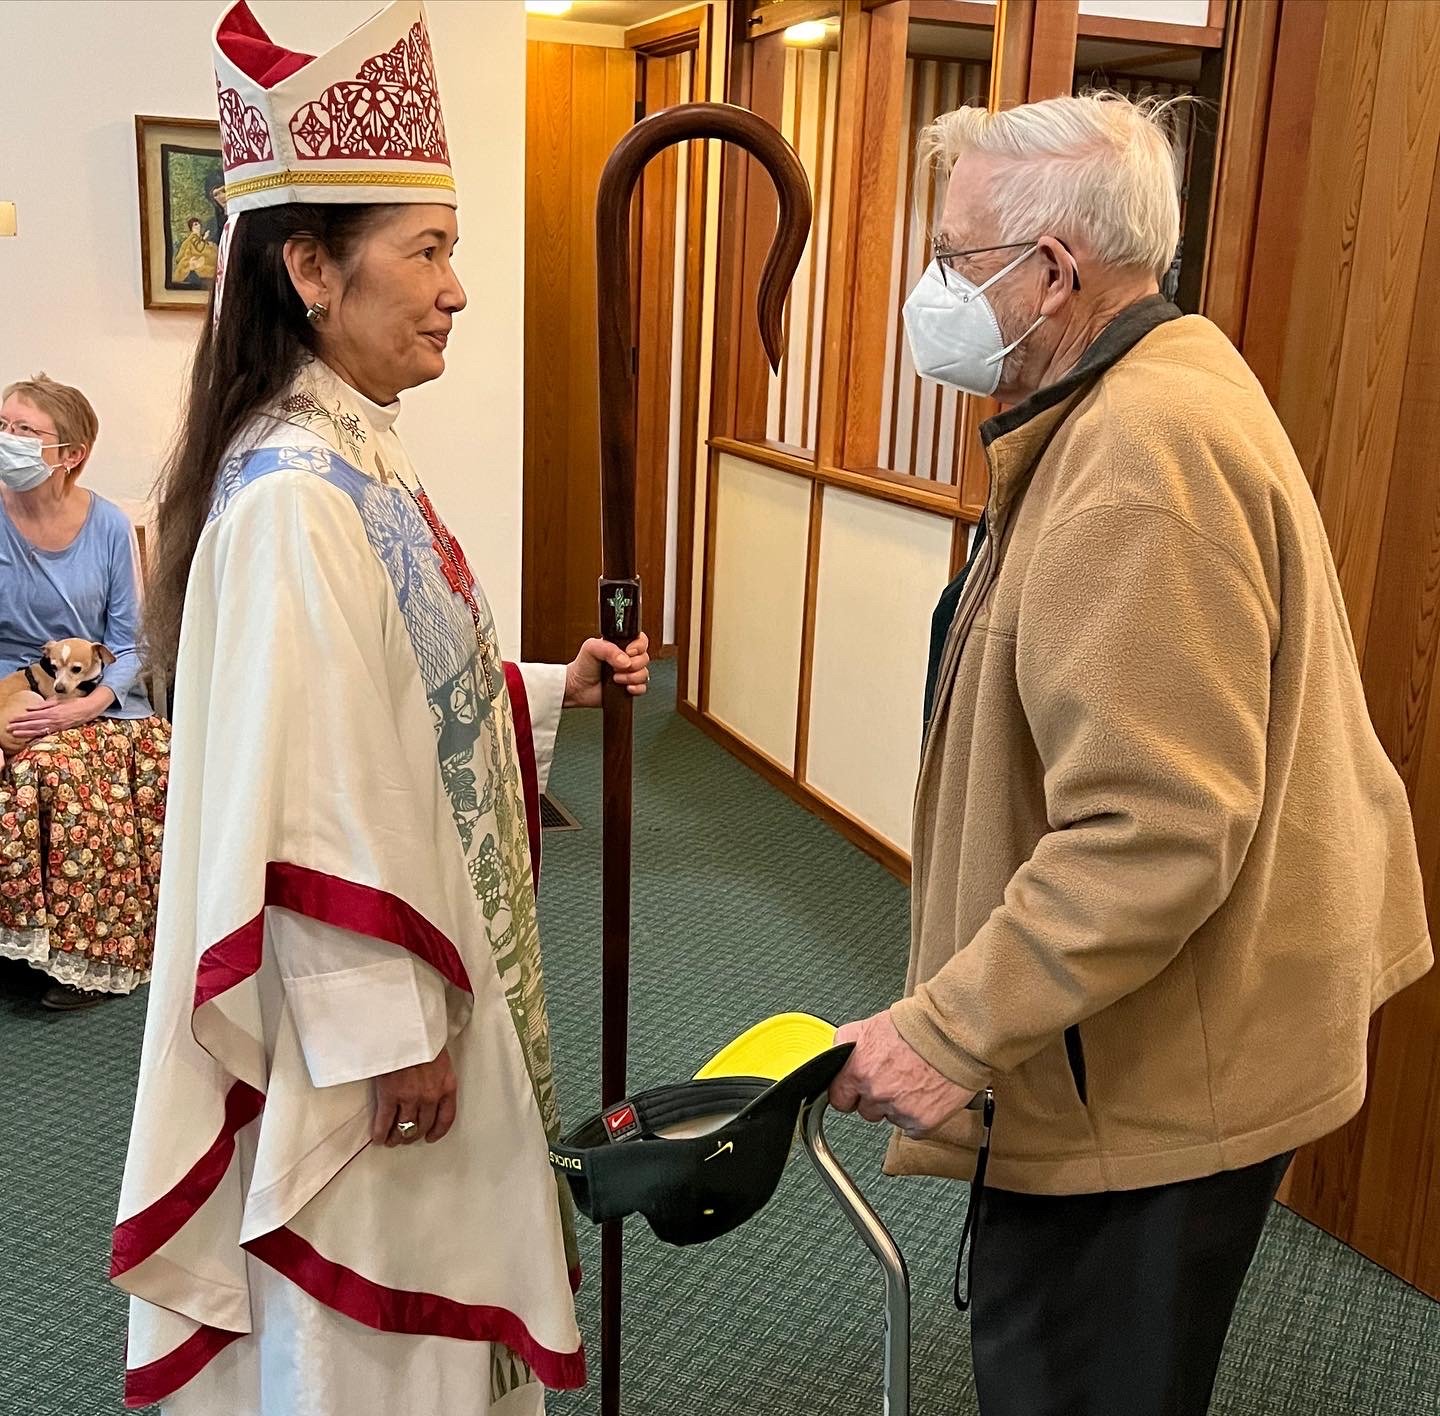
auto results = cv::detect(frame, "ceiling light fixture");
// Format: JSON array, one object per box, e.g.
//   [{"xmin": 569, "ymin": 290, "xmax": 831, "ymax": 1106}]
[{"xmin": 0, "ymin": 202, "xmax": 16, "ymax": 238}]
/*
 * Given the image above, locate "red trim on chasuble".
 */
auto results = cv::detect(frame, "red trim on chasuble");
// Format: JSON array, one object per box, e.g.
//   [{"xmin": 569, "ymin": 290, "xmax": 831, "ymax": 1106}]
[
  {"xmin": 118, "ymin": 865, "xmax": 510, "ymax": 1405},
  {"xmin": 124, "ymin": 1325, "xmax": 245, "ymax": 1409},
  {"xmin": 193, "ymin": 861, "xmax": 473, "ymax": 1009},
  {"xmin": 502, "ymin": 662, "xmax": 543, "ymax": 893},
  {"xmin": 110, "ymin": 1080, "xmax": 265, "ymax": 1278},
  {"xmin": 246, "ymin": 1227, "xmax": 586, "ymax": 1390}
]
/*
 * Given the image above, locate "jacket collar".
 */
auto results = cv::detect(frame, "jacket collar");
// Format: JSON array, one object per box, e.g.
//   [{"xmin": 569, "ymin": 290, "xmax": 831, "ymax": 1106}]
[{"xmin": 980, "ymin": 295, "xmax": 1183, "ymax": 518}]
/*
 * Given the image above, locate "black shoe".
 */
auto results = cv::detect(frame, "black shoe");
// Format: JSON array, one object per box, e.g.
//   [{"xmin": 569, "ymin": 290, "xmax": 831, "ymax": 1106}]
[
  {"xmin": 40, "ymin": 982, "xmax": 114, "ymax": 1011},
  {"xmin": 0, "ymin": 958, "xmax": 46, "ymax": 1000}
]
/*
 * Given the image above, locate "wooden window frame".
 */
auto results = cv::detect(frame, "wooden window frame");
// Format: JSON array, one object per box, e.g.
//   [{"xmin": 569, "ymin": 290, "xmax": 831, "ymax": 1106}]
[
  {"xmin": 695, "ymin": 0, "xmax": 1257, "ymax": 877},
  {"xmin": 718, "ymin": 0, "xmax": 1229, "ymax": 517}
]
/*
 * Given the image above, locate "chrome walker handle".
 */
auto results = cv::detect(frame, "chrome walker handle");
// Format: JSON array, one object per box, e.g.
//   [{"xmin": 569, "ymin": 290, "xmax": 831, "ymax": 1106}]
[{"xmin": 799, "ymin": 1097, "xmax": 911, "ymax": 1416}]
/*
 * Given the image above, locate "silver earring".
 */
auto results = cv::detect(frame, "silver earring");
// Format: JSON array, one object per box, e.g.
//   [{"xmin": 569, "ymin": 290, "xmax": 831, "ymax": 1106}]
[{"xmin": 306, "ymin": 301, "xmax": 329, "ymax": 325}]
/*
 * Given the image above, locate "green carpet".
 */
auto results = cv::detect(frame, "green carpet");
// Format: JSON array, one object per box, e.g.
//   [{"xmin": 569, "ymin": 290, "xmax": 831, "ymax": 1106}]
[{"xmin": 2, "ymin": 662, "xmax": 1436, "ymax": 1415}]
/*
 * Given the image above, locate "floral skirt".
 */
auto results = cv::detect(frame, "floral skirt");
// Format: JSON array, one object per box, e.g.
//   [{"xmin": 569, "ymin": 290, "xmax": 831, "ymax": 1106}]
[{"xmin": 0, "ymin": 717, "xmax": 169, "ymax": 994}]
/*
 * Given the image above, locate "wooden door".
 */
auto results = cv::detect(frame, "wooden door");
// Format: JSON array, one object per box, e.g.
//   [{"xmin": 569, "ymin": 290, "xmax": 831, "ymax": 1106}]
[
  {"xmin": 1225, "ymin": 0, "xmax": 1440, "ymax": 1297},
  {"xmin": 523, "ymin": 40, "xmax": 636, "ymax": 663}
]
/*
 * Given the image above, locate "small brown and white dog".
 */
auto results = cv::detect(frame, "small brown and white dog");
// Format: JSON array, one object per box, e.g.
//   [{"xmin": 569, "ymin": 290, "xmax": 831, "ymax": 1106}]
[{"xmin": 0, "ymin": 638, "xmax": 116, "ymax": 765}]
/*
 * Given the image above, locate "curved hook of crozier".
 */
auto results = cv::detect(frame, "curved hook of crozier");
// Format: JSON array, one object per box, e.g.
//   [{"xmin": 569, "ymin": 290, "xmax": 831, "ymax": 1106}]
[{"xmin": 595, "ymin": 102, "xmax": 812, "ymax": 579}]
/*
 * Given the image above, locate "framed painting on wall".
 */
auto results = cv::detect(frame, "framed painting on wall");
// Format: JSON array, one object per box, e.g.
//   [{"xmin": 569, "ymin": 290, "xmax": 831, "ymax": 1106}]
[{"xmin": 135, "ymin": 115, "xmax": 227, "ymax": 311}]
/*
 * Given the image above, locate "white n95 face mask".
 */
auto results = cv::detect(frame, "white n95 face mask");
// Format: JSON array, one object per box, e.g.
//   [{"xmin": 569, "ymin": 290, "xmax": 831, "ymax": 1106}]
[
  {"xmin": 0, "ymin": 430, "xmax": 58, "ymax": 492},
  {"xmin": 902, "ymin": 245, "xmax": 1045, "ymax": 397}
]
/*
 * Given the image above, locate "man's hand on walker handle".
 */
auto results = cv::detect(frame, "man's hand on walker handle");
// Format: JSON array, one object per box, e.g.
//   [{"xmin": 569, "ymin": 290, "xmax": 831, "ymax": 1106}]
[
  {"xmin": 829, "ymin": 1011, "xmax": 976, "ymax": 1139},
  {"xmin": 373, "ymin": 1047, "xmax": 459, "ymax": 1147},
  {"xmin": 564, "ymin": 633, "xmax": 651, "ymax": 707}
]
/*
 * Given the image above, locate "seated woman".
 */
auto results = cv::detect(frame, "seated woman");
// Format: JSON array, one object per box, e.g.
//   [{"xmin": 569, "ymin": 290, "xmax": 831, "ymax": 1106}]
[{"xmin": 0, "ymin": 374, "xmax": 169, "ymax": 1010}]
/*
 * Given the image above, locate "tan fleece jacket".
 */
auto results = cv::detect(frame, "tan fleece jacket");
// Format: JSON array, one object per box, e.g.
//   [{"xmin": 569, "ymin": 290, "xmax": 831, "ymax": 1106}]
[{"xmin": 887, "ymin": 308, "xmax": 1432, "ymax": 1195}]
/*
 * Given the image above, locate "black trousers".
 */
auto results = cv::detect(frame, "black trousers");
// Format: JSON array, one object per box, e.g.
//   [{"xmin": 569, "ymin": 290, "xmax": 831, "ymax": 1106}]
[{"xmin": 969, "ymin": 1152, "xmax": 1293, "ymax": 1416}]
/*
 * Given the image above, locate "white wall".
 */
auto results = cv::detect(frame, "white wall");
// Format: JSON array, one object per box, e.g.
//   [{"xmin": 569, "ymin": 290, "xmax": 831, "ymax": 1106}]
[{"xmin": 0, "ymin": 0, "xmax": 530, "ymax": 651}]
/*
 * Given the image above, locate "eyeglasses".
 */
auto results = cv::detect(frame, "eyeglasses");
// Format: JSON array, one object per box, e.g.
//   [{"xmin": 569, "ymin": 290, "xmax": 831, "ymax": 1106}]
[
  {"xmin": 931, "ymin": 239, "xmax": 1082, "ymax": 292},
  {"xmin": 0, "ymin": 417, "xmax": 63, "ymax": 443}
]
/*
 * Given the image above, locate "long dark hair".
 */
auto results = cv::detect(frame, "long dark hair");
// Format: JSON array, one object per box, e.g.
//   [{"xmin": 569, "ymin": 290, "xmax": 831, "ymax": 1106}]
[{"xmin": 145, "ymin": 203, "xmax": 385, "ymax": 677}]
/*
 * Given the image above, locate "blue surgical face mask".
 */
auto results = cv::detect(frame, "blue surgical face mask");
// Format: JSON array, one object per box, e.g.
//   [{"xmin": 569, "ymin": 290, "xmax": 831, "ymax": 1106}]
[
  {"xmin": 0, "ymin": 430, "xmax": 60, "ymax": 492},
  {"xmin": 902, "ymin": 244, "xmax": 1046, "ymax": 397}
]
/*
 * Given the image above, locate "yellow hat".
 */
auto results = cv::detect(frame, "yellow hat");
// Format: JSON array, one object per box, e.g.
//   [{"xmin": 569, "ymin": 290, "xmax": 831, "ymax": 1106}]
[{"xmin": 694, "ymin": 1012, "xmax": 838, "ymax": 1083}]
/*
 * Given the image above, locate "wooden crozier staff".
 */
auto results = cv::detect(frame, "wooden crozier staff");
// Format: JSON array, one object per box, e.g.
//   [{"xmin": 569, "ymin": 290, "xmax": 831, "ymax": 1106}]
[{"xmin": 593, "ymin": 102, "xmax": 812, "ymax": 1415}]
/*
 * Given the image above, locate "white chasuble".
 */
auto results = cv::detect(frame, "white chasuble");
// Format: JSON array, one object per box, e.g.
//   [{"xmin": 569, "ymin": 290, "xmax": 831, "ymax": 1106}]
[{"xmin": 112, "ymin": 362, "xmax": 580, "ymax": 1414}]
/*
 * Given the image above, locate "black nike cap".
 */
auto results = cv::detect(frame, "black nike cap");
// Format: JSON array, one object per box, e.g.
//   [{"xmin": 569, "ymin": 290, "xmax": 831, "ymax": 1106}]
[{"xmin": 549, "ymin": 1044, "xmax": 854, "ymax": 1247}]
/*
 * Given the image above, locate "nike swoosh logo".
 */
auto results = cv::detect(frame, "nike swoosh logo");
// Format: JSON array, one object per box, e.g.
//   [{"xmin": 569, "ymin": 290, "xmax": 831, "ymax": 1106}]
[{"xmin": 704, "ymin": 1140, "xmax": 734, "ymax": 1162}]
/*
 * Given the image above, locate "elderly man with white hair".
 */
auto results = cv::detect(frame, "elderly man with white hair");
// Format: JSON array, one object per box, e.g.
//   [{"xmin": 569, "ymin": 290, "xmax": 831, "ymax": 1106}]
[{"xmin": 829, "ymin": 94, "xmax": 1431, "ymax": 1415}]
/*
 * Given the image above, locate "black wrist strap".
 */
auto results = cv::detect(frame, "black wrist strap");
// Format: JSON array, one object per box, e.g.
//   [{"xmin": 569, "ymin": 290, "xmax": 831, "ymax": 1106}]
[{"xmin": 953, "ymin": 1088, "xmax": 995, "ymax": 1312}]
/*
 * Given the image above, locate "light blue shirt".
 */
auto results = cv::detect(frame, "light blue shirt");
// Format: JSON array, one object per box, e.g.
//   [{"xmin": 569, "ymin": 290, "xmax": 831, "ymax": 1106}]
[{"xmin": 0, "ymin": 492, "xmax": 152, "ymax": 718}]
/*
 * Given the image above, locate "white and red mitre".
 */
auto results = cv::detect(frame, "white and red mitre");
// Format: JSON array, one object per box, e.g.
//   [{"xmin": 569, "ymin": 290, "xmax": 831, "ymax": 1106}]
[{"xmin": 212, "ymin": 0, "xmax": 455, "ymax": 214}]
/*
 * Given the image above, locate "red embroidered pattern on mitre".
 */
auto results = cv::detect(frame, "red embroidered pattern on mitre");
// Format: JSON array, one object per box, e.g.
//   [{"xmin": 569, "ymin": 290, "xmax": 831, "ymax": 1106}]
[
  {"xmin": 289, "ymin": 20, "xmax": 450, "ymax": 164},
  {"xmin": 217, "ymin": 82, "xmax": 274, "ymax": 167}
]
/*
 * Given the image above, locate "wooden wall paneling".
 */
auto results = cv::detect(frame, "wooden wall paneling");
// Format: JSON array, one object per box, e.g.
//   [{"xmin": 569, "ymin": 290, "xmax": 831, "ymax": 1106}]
[
  {"xmin": 1196, "ymin": 0, "xmax": 1280, "ymax": 346},
  {"xmin": 635, "ymin": 49, "xmax": 684, "ymax": 646},
  {"xmin": 1173, "ymin": 38, "xmax": 1226, "ymax": 317},
  {"xmin": 794, "ymin": 482, "xmax": 826, "ymax": 780},
  {"xmin": 990, "ymin": 0, "xmax": 1033, "ymax": 101},
  {"xmin": 1237, "ymin": 0, "xmax": 1440, "ymax": 1298},
  {"xmin": 698, "ymin": 445, "xmax": 721, "ymax": 713},
  {"xmin": 1283, "ymin": 121, "xmax": 1440, "ymax": 1293},
  {"xmin": 523, "ymin": 43, "xmax": 636, "ymax": 661},
  {"xmin": 908, "ymin": 1, "xmax": 1001, "ymax": 25},
  {"xmin": 1310, "ymin": 2, "xmax": 1440, "ymax": 660},
  {"xmin": 1076, "ymin": 12, "xmax": 1222, "ymax": 49},
  {"xmin": 1214, "ymin": 0, "xmax": 1325, "ymax": 385},
  {"xmin": 711, "ymin": 434, "xmax": 972, "ymax": 517},
  {"xmin": 581, "ymin": 47, "xmax": 638, "ymax": 653},
  {"xmin": 628, "ymin": 4, "xmax": 709, "ymax": 53},
  {"xmin": 957, "ymin": 390, "xmax": 991, "ymax": 517},
  {"xmin": 1365, "ymin": 148, "xmax": 1440, "ymax": 836},
  {"xmin": 839, "ymin": 0, "xmax": 911, "ymax": 469},
  {"xmin": 1248, "ymin": 1, "xmax": 1382, "ymax": 477},
  {"xmin": 990, "ymin": 0, "xmax": 1078, "ymax": 110},
  {"xmin": 747, "ymin": 0, "xmax": 846, "ymax": 40},
  {"xmin": 711, "ymin": 5, "xmax": 754, "ymax": 447},
  {"xmin": 949, "ymin": 514, "xmax": 969, "ymax": 578},
  {"xmin": 815, "ymin": 0, "xmax": 874, "ymax": 471}
]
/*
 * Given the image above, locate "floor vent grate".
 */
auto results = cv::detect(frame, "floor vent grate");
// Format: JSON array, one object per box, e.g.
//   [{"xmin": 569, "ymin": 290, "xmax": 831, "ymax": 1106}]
[{"xmin": 539, "ymin": 792, "xmax": 580, "ymax": 832}]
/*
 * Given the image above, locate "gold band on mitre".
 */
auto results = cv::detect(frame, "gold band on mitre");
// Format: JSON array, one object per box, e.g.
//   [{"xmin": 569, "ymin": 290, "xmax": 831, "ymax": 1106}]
[{"xmin": 222, "ymin": 168, "xmax": 457, "ymax": 203}]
